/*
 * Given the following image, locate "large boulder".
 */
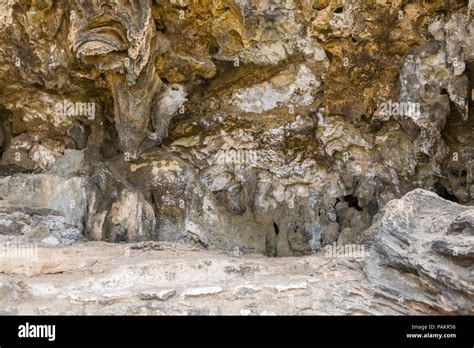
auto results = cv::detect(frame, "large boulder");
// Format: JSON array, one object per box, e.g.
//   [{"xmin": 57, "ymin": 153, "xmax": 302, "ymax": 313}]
[{"xmin": 363, "ymin": 189, "xmax": 474, "ymax": 314}]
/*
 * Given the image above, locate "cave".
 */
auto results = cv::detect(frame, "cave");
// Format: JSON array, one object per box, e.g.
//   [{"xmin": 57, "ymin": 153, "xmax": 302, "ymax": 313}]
[{"xmin": 0, "ymin": 0, "xmax": 471, "ymax": 321}]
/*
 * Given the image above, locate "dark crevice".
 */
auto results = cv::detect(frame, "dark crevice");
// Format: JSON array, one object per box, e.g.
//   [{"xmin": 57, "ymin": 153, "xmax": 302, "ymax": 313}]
[
  {"xmin": 344, "ymin": 195, "xmax": 363, "ymax": 211},
  {"xmin": 434, "ymin": 182, "xmax": 459, "ymax": 203},
  {"xmin": 273, "ymin": 222, "xmax": 280, "ymax": 236},
  {"xmin": 324, "ymin": 50, "xmax": 333, "ymax": 63},
  {"xmin": 209, "ymin": 46, "xmax": 219, "ymax": 55}
]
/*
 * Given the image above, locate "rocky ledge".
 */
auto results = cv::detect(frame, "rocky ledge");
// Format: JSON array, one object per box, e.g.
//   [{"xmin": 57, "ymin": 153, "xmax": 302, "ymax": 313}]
[{"xmin": 0, "ymin": 190, "xmax": 472, "ymax": 315}]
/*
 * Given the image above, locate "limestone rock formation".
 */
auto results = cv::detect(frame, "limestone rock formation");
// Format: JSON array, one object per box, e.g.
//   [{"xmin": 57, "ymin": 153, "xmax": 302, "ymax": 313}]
[
  {"xmin": 0, "ymin": 0, "xmax": 472, "ymax": 254},
  {"xmin": 0, "ymin": 0, "xmax": 472, "ymax": 315},
  {"xmin": 1, "ymin": 188, "xmax": 472, "ymax": 315}
]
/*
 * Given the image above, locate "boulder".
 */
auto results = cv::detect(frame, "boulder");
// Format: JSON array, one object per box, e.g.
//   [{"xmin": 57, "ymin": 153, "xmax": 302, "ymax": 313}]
[{"xmin": 364, "ymin": 189, "xmax": 474, "ymax": 314}]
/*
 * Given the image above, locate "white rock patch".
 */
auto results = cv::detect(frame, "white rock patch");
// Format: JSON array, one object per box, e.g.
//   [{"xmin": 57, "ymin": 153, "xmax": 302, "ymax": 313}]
[
  {"xmin": 231, "ymin": 65, "xmax": 320, "ymax": 113},
  {"xmin": 181, "ymin": 286, "xmax": 223, "ymax": 298}
]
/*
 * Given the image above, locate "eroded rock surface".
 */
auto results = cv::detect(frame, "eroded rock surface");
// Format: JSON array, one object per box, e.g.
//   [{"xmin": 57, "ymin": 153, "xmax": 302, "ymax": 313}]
[
  {"xmin": 363, "ymin": 189, "xmax": 473, "ymax": 314},
  {"xmin": 0, "ymin": 189, "xmax": 470, "ymax": 315},
  {"xmin": 0, "ymin": 240, "xmax": 420, "ymax": 315},
  {"xmin": 0, "ymin": 0, "xmax": 472, "ymax": 315}
]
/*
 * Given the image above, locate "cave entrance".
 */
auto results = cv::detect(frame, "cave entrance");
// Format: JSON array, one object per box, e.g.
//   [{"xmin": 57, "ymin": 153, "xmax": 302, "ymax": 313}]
[
  {"xmin": 344, "ymin": 195, "xmax": 363, "ymax": 211},
  {"xmin": 434, "ymin": 182, "xmax": 460, "ymax": 203}
]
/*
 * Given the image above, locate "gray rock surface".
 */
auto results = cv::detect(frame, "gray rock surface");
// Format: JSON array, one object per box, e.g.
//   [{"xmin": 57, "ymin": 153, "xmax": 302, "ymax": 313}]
[
  {"xmin": 0, "ymin": 189, "xmax": 471, "ymax": 315},
  {"xmin": 0, "ymin": 240, "xmax": 409, "ymax": 315},
  {"xmin": 364, "ymin": 189, "xmax": 474, "ymax": 314}
]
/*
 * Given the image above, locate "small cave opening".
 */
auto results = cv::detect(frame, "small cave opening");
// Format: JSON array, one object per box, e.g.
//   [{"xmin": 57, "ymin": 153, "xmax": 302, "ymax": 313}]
[
  {"xmin": 324, "ymin": 50, "xmax": 334, "ymax": 64},
  {"xmin": 333, "ymin": 6, "xmax": 344, "ymax": 13},
  {"xmin": 273, "ymin": 222, "xmax": 280, "ymax": 236},
  {"xmin": 209, "ymin": 45, "xmax": 219, "ymax": 55},
  {"xmin": 344, "ymin": 195, "xmax": 363, "ymax": 211},
  {"xmin": 156, "ymin": 23, "xmax": 167, "ymax": 34},
  {"xmin": 434, "ymin": 182, "xmax": 460, "ymax": 203}
]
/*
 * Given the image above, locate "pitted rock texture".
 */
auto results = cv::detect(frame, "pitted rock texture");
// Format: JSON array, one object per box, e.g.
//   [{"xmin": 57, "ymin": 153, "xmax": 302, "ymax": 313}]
[{"xmin": 0, "ymin": 0, "xmax": 472, "ymax": 259}]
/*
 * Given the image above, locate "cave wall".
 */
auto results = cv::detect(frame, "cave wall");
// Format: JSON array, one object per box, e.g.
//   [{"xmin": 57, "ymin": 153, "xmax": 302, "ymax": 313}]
[{"xmin": 0, "ymin": 0, "xmax": 472, "ymax": 256}]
